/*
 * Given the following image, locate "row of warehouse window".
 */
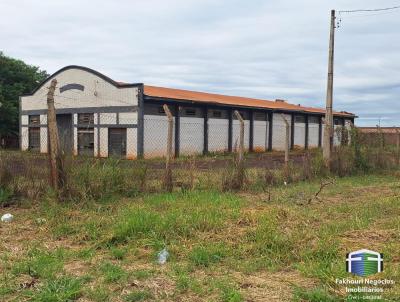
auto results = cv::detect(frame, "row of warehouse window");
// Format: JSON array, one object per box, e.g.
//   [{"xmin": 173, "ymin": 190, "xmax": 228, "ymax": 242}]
[
  {"xmin": 152, "ymin": 106, "xmax": 339, "ymax": 124},
  {"xmin": 26, "ymin": 109, "xmax": 344, "ymax": 153}
]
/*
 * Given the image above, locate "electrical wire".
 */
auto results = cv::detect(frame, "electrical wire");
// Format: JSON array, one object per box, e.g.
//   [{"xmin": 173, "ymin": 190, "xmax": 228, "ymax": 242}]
[
  {"xmin": 338, "ymin": 5, "xmax": 400, "ymax": 14},
  {"xmin": 336, "ymin": 4, "xmax": 400, "ymax": 29}
]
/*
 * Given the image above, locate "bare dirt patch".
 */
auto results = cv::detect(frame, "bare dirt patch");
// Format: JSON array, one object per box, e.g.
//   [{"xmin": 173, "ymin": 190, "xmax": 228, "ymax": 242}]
[{"xmin": 233, "ymin": 271, "xmax": 316, "ymax": 302}]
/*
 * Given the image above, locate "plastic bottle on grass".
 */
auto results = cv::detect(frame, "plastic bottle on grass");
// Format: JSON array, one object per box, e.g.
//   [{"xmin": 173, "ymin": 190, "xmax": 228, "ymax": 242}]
[
  {"xmin": 1, "ymin": 213, "xmax": 14, "ymax": 222},
  {"xmin": 157, "ymin": 248, "xmax": 169, "ymax": 265}
]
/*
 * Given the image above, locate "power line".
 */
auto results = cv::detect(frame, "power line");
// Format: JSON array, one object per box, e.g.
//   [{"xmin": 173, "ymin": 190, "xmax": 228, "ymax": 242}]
[
  {"xmin": 336, "ymin": 5, "xmax": 400, "ymax": 28},
  {"xmin": 338, "ymin": 5, "xmax": 400, "ymax": 14},
  {"xmin": 338, "ymin": 10, "xmax": 399, "ymax": 19}
]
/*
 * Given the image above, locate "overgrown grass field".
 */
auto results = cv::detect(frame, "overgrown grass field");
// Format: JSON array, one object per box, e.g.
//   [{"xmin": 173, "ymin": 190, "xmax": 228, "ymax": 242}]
[{"xmin": 1, "ymin": 174, "xmax": 399, "ymax": 301}]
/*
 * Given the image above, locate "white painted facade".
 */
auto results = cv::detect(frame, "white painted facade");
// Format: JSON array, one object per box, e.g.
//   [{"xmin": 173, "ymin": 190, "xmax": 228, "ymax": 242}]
[
  {"xmin": 308, "ymin": 123, "xmax": 319, "ymax": 148},
  {"xmin": 143, "ymin": 115, "xmax": 175, "ymax": 158},
  {"xmin": 272, "ymin": 113, "xmax": 292, "ymax": 151},
  {"xmin": 20, "ymin": 67, "xmax": 139, "ymax": 159},
  {"xmin": 20, "ymin": 66, "xmax": 354, "ymax": 159},
  {"xmin": 208, "ymin": 118, "xmax": 229, "ymax": 152},
  {"xmin": 294, "ymin": 122, "xmax": 306, "ymax": 148},
  {"xmin": 253, "ymin": 120, "xmax": 268, "ymax": 152},
  {"xmin": 232, "ymin": 120, "xmax": 250, "ymax": 151},
  {"xmin": 180, "ymin": 117, "xmax": 204, "ymax": 155}
]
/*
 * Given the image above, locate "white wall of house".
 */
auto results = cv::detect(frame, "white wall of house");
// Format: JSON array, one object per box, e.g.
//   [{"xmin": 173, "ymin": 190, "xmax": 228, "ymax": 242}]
[
  {"xmin": 253, "ymin": 120, "xmax": 268, "ymax": 152},
  {"xmin": 144, "ymin": 115, "xmax": 175, "ymax": 158},
  {"xmin": 308, "ymin": 123, "xmax": 319, "ymax": 148},
  {"xmin": 99, "ymin": 128, "xmax": 108, "ymax": 158},
  {"xmin": 20, "ymin": 66, "xmax": 353, "ymax": 159},
  {"xmin": 208, "ymin": 118, "xmax": 229, "ymax": 152},
  {"xmin": 20, "ymin": 68, "xmax": 138, "ymax": 111},
  {"xmin": 73, "ymin": 114, "xmax": 78, "ymax": 155},
  {"xmin": 180, "ymin": 117, "xmax": 204, "ymax": 155},
  {"xmin": 272, "ymin": 113, "xmax": 292, "ymax": 151},
  {"xmin": 126, "ymin": 128, "xmax": 137, "ymax": 159},
  {"xmin": 20, "ymin": 127, "xmax": 29, "ymax": 151},
  {"xmin": 20, "ymin": 67, "xmax": 139, "ymax": 159},
  {"xmin": 294, "ymin": 122, "xmax": 306, "ymax": 148},
  {"xmin": 334, "ymin": 125, "xmax": 341, "ymax": 146}
]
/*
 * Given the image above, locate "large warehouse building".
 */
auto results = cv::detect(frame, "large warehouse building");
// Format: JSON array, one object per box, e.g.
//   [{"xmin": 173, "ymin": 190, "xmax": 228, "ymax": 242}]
[{"xmin": 20, "ymin": 66, "xmax": 355, "ymax": 159}]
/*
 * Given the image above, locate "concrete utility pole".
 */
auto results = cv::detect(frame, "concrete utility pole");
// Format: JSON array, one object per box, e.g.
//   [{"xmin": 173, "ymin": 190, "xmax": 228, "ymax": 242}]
[{"xmin": 323, "ymin": 9, "xmax": 336, "ymax": 168}]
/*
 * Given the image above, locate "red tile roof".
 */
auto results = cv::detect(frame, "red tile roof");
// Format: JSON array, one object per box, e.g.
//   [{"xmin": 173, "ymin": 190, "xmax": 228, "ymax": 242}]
[
  {"xmin": 144, "ymin": 85, "xmax": 354, "ymax": 117},
  {"xmin": 359, "ymin": 127, "xmax": 400, "ymax": 134}
]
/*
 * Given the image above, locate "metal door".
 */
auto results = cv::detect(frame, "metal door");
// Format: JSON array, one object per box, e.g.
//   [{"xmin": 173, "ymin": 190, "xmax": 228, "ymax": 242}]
[
  {"xmin": 56, "ymin": 114, "xmax": 73, "ymax": 155},
  {"xmin": 108, "ymin": 128, "xmax": 127, "ymax": 157}
]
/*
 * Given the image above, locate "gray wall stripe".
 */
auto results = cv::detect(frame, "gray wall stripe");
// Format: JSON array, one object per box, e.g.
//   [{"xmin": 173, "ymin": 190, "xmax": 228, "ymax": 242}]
[{"xmin": 21, "ymin": 106, "xmax": 138, "ymax": 115}]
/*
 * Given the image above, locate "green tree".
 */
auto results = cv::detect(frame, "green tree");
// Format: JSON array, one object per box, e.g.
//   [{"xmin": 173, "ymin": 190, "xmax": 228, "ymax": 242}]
[{"xmin": 0, "ymin": 52, "xmax": 48, "ymax": 139}]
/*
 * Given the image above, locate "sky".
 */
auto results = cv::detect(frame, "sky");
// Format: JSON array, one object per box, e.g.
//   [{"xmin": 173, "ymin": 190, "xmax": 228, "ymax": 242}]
[{"xmin": 1, "ymin": 0, "xmax": 399, "ymax": 126}]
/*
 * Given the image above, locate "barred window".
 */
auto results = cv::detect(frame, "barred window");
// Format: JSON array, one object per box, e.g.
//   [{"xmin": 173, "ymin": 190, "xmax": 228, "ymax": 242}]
[
  {"xmin": 29, "ymin": 115, "xmax": 40, "ymax": 125},
  {"xmin": 334, "ymin": 118, "xmax": 341, "ymax": 125},
  {"xmin": 78, "ymin": 113, "xmax": 94, "ymax": 125},
  {"xmin": 295, "ymin": 115, "xmax": 306, "ymax": 123},
  {"xmin": 309, "ymin": 116, "xmax": 320, "ymax": 124},
  {"xmin": 184, "ymin": 108, "xmax": 196, "ymax": 116},
  {"xmin": 254, "ymin": 112, "xmax": 267, "ymax": 121},
  {"xmin": 28, "ymin": 127, "xmax": 40, "ymax": 151},
  {"xmin": 212, "ymin": 110, "xmax": 222, "ymax": 118}
]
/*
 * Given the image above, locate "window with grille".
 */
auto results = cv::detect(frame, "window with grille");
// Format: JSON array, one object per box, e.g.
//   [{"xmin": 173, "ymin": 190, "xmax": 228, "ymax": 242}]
[
  {"xmin": 309, "ymin": 116, "xmax": 320, "ymax": 124},
  {"xmin": 295, "ymin": 115, "xmax": 306, "ymax": 123},
  {"xmin": 334, "ymin": 118, "xmax": 341, "ymax": 125},
  {"xmin": 184, "ymin": 108, "xmax": 196, "ymax": 116},
  {"xmin": 29, "ymin": 115, "xmax": 40, "ymax": 125},
  {"xmin": 212, "ymin": 110, "xmax": 222, "ymax": 118},
  {"xmin": 254, "ymin": 112, "xmax": 267, "ymax": 121},
  {"xmin": 78, "ymin": 113, "xmax": 94, "ymax": 125},
  {"xmin": 28, "ymin": 127, "xmax": 40, "ymax": 151}
]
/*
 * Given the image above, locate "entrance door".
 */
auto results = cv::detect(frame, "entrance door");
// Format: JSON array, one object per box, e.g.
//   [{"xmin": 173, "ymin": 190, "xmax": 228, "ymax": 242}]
[
  {"xmin": 108, "ymin": 128, "xmax": 127, "ymax": 157},
  {"xmin": 56, "ymin": 114, "xmax": 73, "ymax": 155}
]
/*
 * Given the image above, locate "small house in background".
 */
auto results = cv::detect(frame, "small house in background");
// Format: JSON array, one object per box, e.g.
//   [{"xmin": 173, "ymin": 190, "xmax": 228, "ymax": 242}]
[
  {"xmin": 19, "ymin": 65, "xmax": 356, "ymax": 159},
  {"xmin": 359, "ymin": 127, "xmax": 400, "ymax": 146}
]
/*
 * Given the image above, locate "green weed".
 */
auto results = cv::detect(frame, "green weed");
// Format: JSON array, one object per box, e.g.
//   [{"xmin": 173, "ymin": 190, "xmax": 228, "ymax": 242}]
[
  {"xmin": 99, "ymin": 262, "xmax": 127, "ymax": 283},
  {"xmin": 189, "ymin": 244, "xmax": 227, "ymax": 268},
  {"xmin": 25, "ymin": 276, "xmax": 83, "ymax": 302},
  {"xmin": 124, "ymin": 290, "xmax": 153, "ymax": 301}
]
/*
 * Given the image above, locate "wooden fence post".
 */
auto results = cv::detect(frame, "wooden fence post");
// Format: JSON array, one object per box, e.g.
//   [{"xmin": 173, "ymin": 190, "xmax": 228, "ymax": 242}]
[
  {"xmin": 376, "ymin": 125, "xmax": 384, "ymax": 149},
  {"xmin": 47, "ymin": 79, "xmax": 62, "ymax": 191},
  {"xmin": 396, "ymin": 127, "xmax": 400, "ymax": 166},
  {"xmin": 163, "ymin": 104, "xmax": 173, "ymax": 192},
  {"xmin": 280, "ymin": 114, "xmax": 290, "ymax": 169},
  {"xmin": 233, "ymin": 110, "xmax": 244, "ymax": 164}
]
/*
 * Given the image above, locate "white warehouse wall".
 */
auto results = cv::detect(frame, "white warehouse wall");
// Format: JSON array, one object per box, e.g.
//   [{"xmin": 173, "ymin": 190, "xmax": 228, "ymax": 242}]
[
  {"xmin": 20, "ymin": 67, "xmax": 139, "ymax": 160},
  {"xmin": 21, "ymin": 68, "xmax": 139, "ymax": 111},
  {"xmin": 272, "ymin": 113, "xmax": 291, "ymax": 151},
  {"xmin": 208, "ymin": 118, "xmax": 229, "ymax": 152},
  {"xmin": 253, "ymin": 120, "xmax": 268, "ymax": 152},
  {"xmin": 180, "ymin": 117, "xmax": 204, "ymax": 155},
  {"xmin": 144, "ymin": 115, "xmax": 175, "ymax": 158},
  {"xmin": 294, "ymin": 122, "xmax": 305, "ymax": 148},
  {"xmin": 308, "ymin": 123, "xmax": 319, "ymax": 148},
  {"xmin": 232, "ymin": 120, "xmax": 250, "ymax": 151}
]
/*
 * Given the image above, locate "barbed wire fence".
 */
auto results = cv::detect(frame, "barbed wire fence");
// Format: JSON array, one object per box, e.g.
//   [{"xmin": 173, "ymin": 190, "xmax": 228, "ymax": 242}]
[{"xmin": 3, "ymin": 78, "xmax": 400, "ymax": 201}]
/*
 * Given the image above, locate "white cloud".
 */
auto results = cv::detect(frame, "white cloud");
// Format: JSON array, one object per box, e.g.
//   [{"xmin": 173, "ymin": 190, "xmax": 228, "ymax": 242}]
[{"xmin": 1, "ymin": 0, "xmax": 399, "ymax": 126}]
